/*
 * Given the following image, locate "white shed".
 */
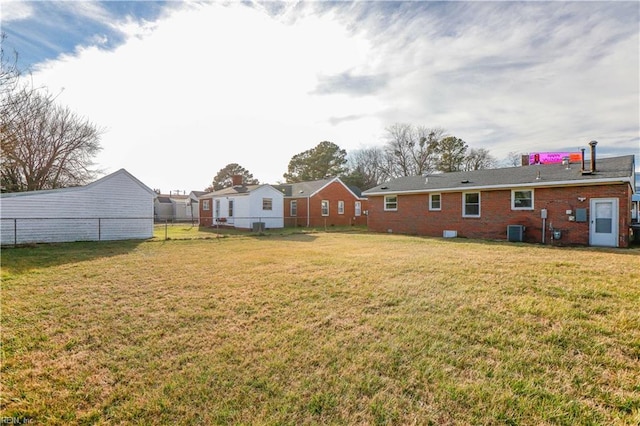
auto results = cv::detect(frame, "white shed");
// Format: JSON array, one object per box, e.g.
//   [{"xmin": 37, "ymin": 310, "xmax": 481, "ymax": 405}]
[
  {"xmin": 202, "ymin": 184, "xmax": 284, "ymax": 230},
  {"xmin": 1, "ymin": 169, "xmax": 155, "ymax": 244}
]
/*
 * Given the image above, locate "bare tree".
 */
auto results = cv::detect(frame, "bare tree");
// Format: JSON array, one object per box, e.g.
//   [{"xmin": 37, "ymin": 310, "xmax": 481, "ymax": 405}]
[
  {"xmin": 345, "ymin": 146, "xmax": 386, "ymax": 189},
  {"xmin": 1, "ymin": 32, "xmax": 21, "ymax": 105},
  {"xmin": 382, "ymin": 124, "xmax": 442, "ymax": 178},
  {"xmin": 463, "ymin": 148, "xmax": 496, "ymax": 171},
  {"xmin": 505, "ymin": 151, "xmax": 523, "ymax": 167},
  {"xmin": 1, "ymin": 89, "xmax": 103, "ymax": 192}
]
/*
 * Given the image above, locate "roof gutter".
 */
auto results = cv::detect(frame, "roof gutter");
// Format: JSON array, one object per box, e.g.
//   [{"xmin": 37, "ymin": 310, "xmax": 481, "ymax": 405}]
[{"xmin": 363, "ymin": 176, "xmax": 635, "ymax": 196}]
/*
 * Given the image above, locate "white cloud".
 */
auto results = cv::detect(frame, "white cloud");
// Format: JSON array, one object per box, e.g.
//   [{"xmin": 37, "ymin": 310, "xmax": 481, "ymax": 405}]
[
  {"xmin": 27, "ymin": 1, "xmax": 639, "ymax": 191},
  {"xmin": 0, "ymin": 0, "xmax": 33, "ymax": 22}
]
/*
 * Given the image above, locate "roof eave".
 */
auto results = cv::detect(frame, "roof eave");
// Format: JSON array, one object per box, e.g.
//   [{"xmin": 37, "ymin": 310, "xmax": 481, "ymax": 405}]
[{"xmin": 363, "ymin": 176, "xmax": 634, "ymax": 196}]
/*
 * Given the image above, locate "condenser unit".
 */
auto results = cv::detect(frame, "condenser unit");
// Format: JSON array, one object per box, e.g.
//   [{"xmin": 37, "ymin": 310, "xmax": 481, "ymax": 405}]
[{"xmin": 507, "ymin": 225, "xmax": 525, "ymax": 242}]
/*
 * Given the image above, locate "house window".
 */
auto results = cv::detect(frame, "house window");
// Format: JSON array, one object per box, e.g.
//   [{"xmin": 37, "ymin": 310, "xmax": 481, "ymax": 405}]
[
  {"xmin": 463, "ymin": 192, "xmax": 480, "ymax": 217},
  {"xmin": 512, "ymin": 189, "xmax": 534, "ymax": 210},
  {"xmin": 290, "ymin": 200, "xmax": 297, "ymax": 216},
  {"xmin": 262, "ymin": 198, "xmax": 273, "ymax": 211},
  {"xmin": 321, "ymin": 200, "xmax": 329, "ymax": 216},
  {"xmin": 338, "ymin": 200, "xmax": 345, "ymax": 214},
  {"xmin": 228, "ymin": 199, "xmax": 234, "ymax": 217},
  {"xmin": 429, "ymin": 193, "xmax": 441, "ymax": 211},
  {"xmin": 384, "ymin": 195, "xmax": 398, "ymax": 211},
  {"xmin": 355, "ymin": 201, "xmax": 362, "ymax": 216},
  {"xmin": 202, "ymin": 200, "xmax": 210, "ymax": 211},
  {"xmin": 215, "ymin": 199, "xmax": 220, "ymax": 218}
]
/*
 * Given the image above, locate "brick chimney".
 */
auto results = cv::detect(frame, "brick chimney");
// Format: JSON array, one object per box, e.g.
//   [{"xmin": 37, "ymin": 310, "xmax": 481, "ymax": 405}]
[{"xmin": 231, "ymin": 175, "xmax": 243, "ymax": 186}]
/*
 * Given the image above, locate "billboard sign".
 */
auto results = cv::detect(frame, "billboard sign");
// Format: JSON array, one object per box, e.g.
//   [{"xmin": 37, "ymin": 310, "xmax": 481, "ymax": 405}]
[{"xmin": 528, "ymin": 152, "xmax": 581, "ymax": 165}]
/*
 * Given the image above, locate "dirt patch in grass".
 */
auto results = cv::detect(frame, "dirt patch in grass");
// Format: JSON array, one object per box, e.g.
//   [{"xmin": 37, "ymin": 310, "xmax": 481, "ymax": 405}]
[{"xmin": 2, "ymin": 234, "xmax": 639, "ymax": 424}]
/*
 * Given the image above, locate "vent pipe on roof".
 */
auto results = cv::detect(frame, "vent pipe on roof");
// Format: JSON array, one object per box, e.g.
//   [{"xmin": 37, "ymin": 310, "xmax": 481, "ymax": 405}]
[
  {"xmin": 589, "ymin": 140, "xmax": 598, "ymax": 172},
  {"xmin": 581, "ymin": 148, "xmax": 586, "ymax": 171}
]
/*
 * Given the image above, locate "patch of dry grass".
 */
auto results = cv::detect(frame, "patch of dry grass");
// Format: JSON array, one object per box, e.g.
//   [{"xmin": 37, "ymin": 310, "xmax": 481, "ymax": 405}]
[{"xmin": 2, "ymin": 234, "xmax": 639, "ymax": 425}]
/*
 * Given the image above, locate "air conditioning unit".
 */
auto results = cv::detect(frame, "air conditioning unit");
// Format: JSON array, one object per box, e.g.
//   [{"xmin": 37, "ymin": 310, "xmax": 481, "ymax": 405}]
[{"xmin": 507, "ymin": 225, "xmax": 525, "ymax": 242}]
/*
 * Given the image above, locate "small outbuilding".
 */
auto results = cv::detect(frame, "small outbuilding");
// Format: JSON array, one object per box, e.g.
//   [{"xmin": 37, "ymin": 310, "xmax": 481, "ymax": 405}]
[
  {"xmin": 199, "ymin": 176, "xmax": 284, "ymax": 230},
  {"xmin": 1, "ymin": 169, "xmax": 155, "ymax": 244}
]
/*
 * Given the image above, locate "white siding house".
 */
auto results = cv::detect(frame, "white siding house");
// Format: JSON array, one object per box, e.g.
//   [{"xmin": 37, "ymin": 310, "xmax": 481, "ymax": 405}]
[
  {"xmin": 199, "ymin": 184, "xmax": 284, "ymax": 230},
  {"xmin": 1, "ymin": 169, "xmax": 155, "ymax": 244}
]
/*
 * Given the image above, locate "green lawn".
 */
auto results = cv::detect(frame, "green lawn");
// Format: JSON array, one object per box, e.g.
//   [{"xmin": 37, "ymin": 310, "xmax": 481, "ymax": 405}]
[{"xmin": 2, "ymin": 233, "xmax": 639, "ymax": 425}]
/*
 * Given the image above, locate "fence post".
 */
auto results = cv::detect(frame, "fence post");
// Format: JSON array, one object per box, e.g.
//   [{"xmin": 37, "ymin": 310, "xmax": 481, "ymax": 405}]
[
  {"xmin": 98, "ymin": 218, "xmax": 101, "ymax": 241},
  {"xmin": 165, "ymin": 220, "xmax": 168, "ymax": 240},
  {"xmin": 14, "ymin": 218, "xmax": 17, "ymax": 246}
]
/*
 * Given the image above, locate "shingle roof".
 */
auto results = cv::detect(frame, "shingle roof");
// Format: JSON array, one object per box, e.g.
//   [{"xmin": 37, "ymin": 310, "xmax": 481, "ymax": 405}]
[
  {"xmin": 273, "ymin": 178, "xmax": 336, "ymax": 198},
  {"xmin": 363, "ymin": 155, "xmax": 635, "ymax": 196},
  {"xmin": 273, "ymin": 178, "xmax": 368, "ymax": 199},
  {"xmin": 198, "ymin": 185, "xmax": 262, "ymax": 199}
]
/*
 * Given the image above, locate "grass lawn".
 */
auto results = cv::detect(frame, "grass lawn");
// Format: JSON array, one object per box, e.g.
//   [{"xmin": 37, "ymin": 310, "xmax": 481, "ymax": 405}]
[{"xmin": 1, "ymin": 232, "xmax": 639, "ymax": 425}]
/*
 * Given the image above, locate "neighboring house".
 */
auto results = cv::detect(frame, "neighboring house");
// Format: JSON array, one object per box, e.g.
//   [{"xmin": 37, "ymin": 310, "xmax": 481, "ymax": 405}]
[
  {"xmin": 199, "ymin": 177, "xmax": 284, "ymax": 230},
  {"xmin": 1, "ymin": 169, "xmax": 155, "ymax": 244},
  {"xmin": 154, "ymin": 193, "xmax": 192, "ymax": 222},
  {"xmin": 363, "ymin": 152, "xmax": 636, "ymax": 248},
  {"xmin": 274, "ymin": 178, "xmax": 368, "ymax": 227},
  {"xmin": 188, "ymin": 191, "xmax": 207, "ymax": 222}
]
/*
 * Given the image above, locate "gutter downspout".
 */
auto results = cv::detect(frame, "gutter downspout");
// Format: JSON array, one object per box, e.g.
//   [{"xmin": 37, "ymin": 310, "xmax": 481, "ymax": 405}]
[{"xmin": 307, "ymin": 197, "xmax": 310, "ymax": 227}]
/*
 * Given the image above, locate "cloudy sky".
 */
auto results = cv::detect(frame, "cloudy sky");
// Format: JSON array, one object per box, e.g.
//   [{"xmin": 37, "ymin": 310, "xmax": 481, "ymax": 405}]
[{"xmin": 2, "ymin": 0, "xmax": 639, "ymax": 192}]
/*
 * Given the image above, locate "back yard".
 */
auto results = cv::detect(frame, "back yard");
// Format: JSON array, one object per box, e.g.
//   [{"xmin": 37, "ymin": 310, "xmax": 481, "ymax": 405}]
[{"xmin": 1, "ymin": 232, "xmax": 639, "ymax": 425}]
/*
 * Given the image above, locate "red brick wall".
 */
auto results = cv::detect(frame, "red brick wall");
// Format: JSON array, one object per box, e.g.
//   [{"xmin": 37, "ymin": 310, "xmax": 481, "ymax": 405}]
[
  {"xmin": 284, "ymin": 181, "xmax": 368, "ymax": 227},
  {"xmin": 283, "ymin": 197, "xmax": 309, "ymax": 227},
  {"xmin": 367, "ymin": 183, "xmax": 632, "ymax": 247},
  {"xmin": 199, "ymin": 197, "xmax": 213, "ymax": 227}
]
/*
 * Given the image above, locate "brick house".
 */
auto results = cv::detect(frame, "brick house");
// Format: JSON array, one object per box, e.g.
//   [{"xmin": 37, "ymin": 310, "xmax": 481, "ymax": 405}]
[
  {"xmin": 274, "ymin": 178, "xmax": 368, "ymax": 228},
  {"xmin": 362, "ymin": 153, "xmax": 636, "ymax": 247}
]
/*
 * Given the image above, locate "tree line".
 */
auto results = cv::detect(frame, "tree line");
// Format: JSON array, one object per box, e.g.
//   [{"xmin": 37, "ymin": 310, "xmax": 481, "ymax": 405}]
[{"xmin": 208, "ymin": 126, "xmax": 500, "ymax": 192}]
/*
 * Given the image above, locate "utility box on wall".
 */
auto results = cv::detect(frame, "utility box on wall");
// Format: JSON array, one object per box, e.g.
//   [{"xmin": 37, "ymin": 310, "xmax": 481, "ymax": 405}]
[{"xmin": 576, "ymin": 208, "xmax": 587, "ymax": 223}]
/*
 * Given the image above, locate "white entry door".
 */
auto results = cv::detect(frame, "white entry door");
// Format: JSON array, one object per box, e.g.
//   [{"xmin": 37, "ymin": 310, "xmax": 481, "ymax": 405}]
[{"xmin": 590, "ymin": 198, "xmax": 618, "ymax": 247}]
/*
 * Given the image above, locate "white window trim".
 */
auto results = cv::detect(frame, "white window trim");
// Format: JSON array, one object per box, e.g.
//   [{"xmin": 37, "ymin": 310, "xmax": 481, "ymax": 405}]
[
  {"xmin": 262, "ymin": 198, "xmax": 273, "ymax": 211},
  {"xmin": 203, "ymin": 200, "xmax": 210, "ymax": 211},
  {"xmin": 462, "ymin": 192, "xmax": 481, "ymax": 218},
  {"xmin": 290, "ymin": 200, "xmax": 298, "ymax": 216},
  {"xmin": 511, "ymin": 189, "xmax": 534, "ymax": 210},
  {"xmin": 338, "ymin": 200, "xmax": 345, "ymax": 215},
  {"xmin": 429, "ymin": 193, "xmax": 442, "ymax": 211},
  {"xmin": 384, "ymin": 195, "xmax": 398, "ymax": 211},
  {"xmin": 321, "ymin": 200, "xmax": 329, "ymax": 216},
  {"xmin": 355, "ymin": 201, "xmax": 362, "ymax": 217}
]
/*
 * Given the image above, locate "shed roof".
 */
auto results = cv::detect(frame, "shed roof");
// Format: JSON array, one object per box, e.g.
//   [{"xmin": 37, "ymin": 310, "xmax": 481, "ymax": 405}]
[
  {"xmin": 364, "ymin": 155, "xmax": 635, "ymax": 196},
  {"xmin": 0, "ymin": 169, "xmax": 155, "ymax": 198}
]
